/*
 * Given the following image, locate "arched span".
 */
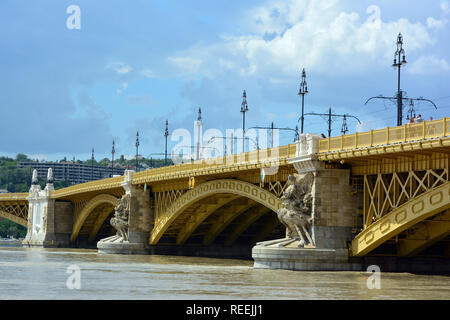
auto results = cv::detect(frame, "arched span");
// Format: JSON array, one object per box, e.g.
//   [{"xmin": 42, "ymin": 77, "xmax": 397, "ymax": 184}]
[
  {"xmin": 70, "ymin": 194, "xmax": 118, "ymax": 243},
  {"xmin": 150, "ymin": 179, "xmax": 282, "ymax": 245},
  {"xmin": 352, "ymin": 181, "xmax": 450, "ymax": 257},
  {"xmin": 0, "ymin": 211, "xmax": 27, "ymax": 228}
]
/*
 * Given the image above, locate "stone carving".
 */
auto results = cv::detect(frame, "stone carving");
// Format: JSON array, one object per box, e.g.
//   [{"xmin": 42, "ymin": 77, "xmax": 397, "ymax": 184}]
[
  {"xmin": 47, "ymin": 168, "xmax": 54, "ymax": 184},
  {"xmin": 32, "ymin": 169, "xmax": 39, "ymax": 185},
  {"xmin": 277, "ymin": 173, "xmax": 315, "ymax": 248},
  {"xmin": 29, "ymin": 169, "xmax": 42, "ymax": 197},
  {"xmin": 110, "ymin": 194, "xmax": 130, "ymax": 242}
]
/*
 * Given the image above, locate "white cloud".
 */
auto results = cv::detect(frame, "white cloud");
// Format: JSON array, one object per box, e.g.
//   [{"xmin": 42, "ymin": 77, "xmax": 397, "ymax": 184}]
[
  {"xmin": 441, "ymin": 1, "xmax": 450, "ymax": 14},
  {"xmin": 107, "ymin": 62, "xmax": 133, "ymax": 74},
  {"xmin": 427, "ymin": 17, "xmax": 446, "ymax": 29},
  {"xmin": 167, "ymin": 57, "xmax": 203, "ymax": 76},
  {"xmin": 168, "ymin": 0, "xmax": 437, "ymax": 78},
  {"xmin": 142, "ymin": 69, "xmax": 157, "ymax": 78},
  {"xmin": 409, "ymin": 55, "xmax": 450, "ymax": 75}
]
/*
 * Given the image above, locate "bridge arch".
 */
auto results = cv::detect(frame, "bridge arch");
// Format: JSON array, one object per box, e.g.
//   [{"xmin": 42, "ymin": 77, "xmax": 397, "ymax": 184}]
[
  {"xmin": 0, "ymin": 210, "xmax": 27, "ymax": 228},
  {"xmin": 352, "ymin": 181, "xmax": 450, "ymax": 256},
  {"xmin": 70, "ymin": 194, "xmax": 118, "ymax": 243},
  {"xmin": 150, "ymin": 179, "xmax": 282, "ymax": 245}
]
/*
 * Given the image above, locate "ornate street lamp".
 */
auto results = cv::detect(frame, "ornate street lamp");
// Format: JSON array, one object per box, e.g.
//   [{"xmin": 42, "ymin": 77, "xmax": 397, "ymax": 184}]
[
  {"xmin": 91, "ymin": 147, "xmax": 94, "ymax": 180},
  {"xmin": 240, "ymin": 90, "xmax": 249, "ymax": 153},
  {"xmin": 135, "ymin": 131, "xmax": 140, "ymax": 172},
  {"xmin": 111, "ymin": 140, "xmax": 115, "ymax": 178},
  {"xmin": 392, "ymin": 33, "xmax": 407, "ymax": 126},
  {"xmin": 298, "ymin": 68, "xmax": 309, "ymax": 134},
  {"xmin": 164, "ymin": 120, "xmax": 169, "ymax": 166}
]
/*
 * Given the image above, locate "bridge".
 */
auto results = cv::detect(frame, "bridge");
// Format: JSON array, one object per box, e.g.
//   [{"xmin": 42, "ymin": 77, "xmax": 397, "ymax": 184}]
[{"xmin": 0, "ymin": 117, "xmax": 449, "ymax": 263}]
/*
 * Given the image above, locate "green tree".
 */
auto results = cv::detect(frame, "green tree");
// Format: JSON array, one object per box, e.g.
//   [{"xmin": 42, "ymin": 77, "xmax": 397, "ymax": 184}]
[{"xmin": 15, "ymin": 153, "xmax": 30, "ymax": 162}]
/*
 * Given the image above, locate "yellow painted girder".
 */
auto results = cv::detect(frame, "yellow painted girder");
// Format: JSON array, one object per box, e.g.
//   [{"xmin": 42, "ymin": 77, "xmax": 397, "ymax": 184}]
[
  {"xmin": 224, "ymin": 206, "xmax": 272, "ymax": 246},
  {"xmin": 0, "ymin": 210, "xmax": 27, "ymax": 227},
  {"xmin": 319, "ymin": 137, "xmax": 450, "ymax": 162},
  {"xmin": 351, "ymin": 181, "xmax": 450, "ymax": 256},
  {"xmin": 202, "ymin": 200, "xmax": 256, "ymax": 246},
  {"xmin": 87, "ymin": 206, "xmax": 115, "ymax": 243},
  {"xmin": 397, "ymin": 210, "xmax": 450, "ymax": 257},
  {"xmin": 0, "ymin": 193, "xmax": 29, "ymax": 202},
  {"xmin": 51, "ymin": 176, "xmax": 124, "ymax": 199},
  {"xmin": 176, "ymin": 195, "xmax": 239, "ymax": 245}
]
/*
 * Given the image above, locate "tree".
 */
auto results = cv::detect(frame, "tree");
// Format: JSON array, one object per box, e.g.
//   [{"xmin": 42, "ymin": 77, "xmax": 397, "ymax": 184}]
[{"xmin": 15, "ymin": 153, "xmax": 30, "ymax": 162}]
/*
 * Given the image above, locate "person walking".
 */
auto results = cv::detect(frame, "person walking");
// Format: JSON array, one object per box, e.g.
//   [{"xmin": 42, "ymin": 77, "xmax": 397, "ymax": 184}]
[{"xmin": 415, "ymin": 114, "xmax": 424, "ymax": 123}]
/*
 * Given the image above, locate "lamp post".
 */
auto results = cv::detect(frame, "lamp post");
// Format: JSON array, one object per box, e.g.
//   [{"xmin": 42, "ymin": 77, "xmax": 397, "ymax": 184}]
[
  {"xmin": 392, "ymin": 33, "xmax": 407, "ymax": 126},
  {"xmin": 240, "ymin": 90, "xmax": 249, "ymax": 153},
  {"xmin": 135, "ymin": 131, "xmax": 140, "ymax": 172},
  {"xmin": 294, "ymin": 125, "xmax": 299, "ymax": 142},
  {"xmin": 111, "ymin": 140, "xmax": 115, "ymax": 178},
  {"xmin": 91, "ymin": 147, "xmax": 94, "ymax": 181},
  {"xmin": 298, "ymin": 68, "xmax": 309, "ymax": 134},
  {"xmin": 164, "ymin": 120, "xmax": 169, "ymax": 166}
]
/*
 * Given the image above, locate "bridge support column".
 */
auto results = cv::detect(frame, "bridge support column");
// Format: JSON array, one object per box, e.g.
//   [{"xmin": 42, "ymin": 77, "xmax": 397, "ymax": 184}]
[
  {"xmin": 253, "ymin": 134, "xmax": 362, "ymax": 271},
  {"xmin": 97, "ymin": 170, "xmax": 153, "ymax": 254},
  {"xmin": 23, "ymin": 169, "xmax": 73, "ymax": 248}
]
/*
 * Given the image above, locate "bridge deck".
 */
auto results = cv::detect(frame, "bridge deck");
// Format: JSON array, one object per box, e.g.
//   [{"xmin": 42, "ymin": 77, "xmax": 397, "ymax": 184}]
[{"xmin": 318, "ymin": 117, "xmax": 449, "ymax": 160}]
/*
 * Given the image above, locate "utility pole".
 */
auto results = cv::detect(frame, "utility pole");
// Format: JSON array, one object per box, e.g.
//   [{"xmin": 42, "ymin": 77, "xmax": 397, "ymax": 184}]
[
  {"xmin": 270, "ymin": 121, "xmax": 274, "ymax": 148},
  {"xmin": 393, "ymin": 33, "xmax": 407, "ymax": 126},
  {"xmin": 341, "ymin": 115, "xmax": 349, "ymax": 135},
  {"xmin": 164, "ymin": 120, "xmax": 169, "ymax": 166},
  {"xmin": 294, "ymin": 125, "xmax": 299, "ymax": 142},
  {"xmin": 298, "ymin": 68, "xmax": 309, "ymax": 134},
  {"xmin": 91, "ymin": 147, "xmax": 94, "ymax": 181},
  {"xmin": 406, "ymin": 99, "xmax": 416, "ymax": 121},
  {"xmin": 135, "ymin": 131, "xmax": 140, "ymax": 172},
  {"xmin": 364, "ymin": 33, "xmax": 439, "ymax": 126},
  {"xmin": 240, "ymin": 90, "xmax": 249, "ymax": 153},
  {"xmin": 327, "ymin": 107, "xmax": 332, "ymax": 138},
  {"xmin": 111, "ymin": 140, "xmax": 115, "ymax": 178},
  {"xmin": 304, "ymin": 108, "xmax": 361, "ymax": 137},
  {"xmin": 230, "ymin": 132, "xmax": 234, "ymax": 155}
]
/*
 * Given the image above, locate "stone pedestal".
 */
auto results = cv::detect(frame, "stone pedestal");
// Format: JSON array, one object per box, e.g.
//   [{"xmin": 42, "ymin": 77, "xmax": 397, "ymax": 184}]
[
  {"xmin": 97, "ymin": 235, "xmax": 148, "ymax": 255},
  {"xmin": 97, "ymin": 170, "xmax": 153, "ymax": 254},
  {"xmin": 253, "ymin": 243, "xmax": 361, "ymax": 271},
  {"xmin": 23, "ymin": 171, "xmax": 72, "ymax": 248},
  {"xmin": 252, "ymin": 134, "xmax": 359, "ymax": 271}
]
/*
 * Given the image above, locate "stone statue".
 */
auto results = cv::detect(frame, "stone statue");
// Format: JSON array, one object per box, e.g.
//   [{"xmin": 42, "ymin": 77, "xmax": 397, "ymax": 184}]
[
  {"xmin": 29, "ymin": 169, "xmax": 42, "ymax": 196},
  {"xmin": 47, "ymin": 168, "xmax": 54, "ymax": 184},
  {"xmin": 32, "ymin": 169, "xmax": 39, "ymax": 185},
  {"xmin": 277, "ymin": 173, "xmax": 315, "ymax": 248},
  {"xmin": 110, "ymin": 194, "xmax": 130, "ymax": 242}
]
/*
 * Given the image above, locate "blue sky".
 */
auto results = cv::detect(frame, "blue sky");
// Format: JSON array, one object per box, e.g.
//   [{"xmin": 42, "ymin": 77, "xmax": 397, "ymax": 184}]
[{"xmin": 0, "ymin": 0, "xmax": 449, "ymax": 161}]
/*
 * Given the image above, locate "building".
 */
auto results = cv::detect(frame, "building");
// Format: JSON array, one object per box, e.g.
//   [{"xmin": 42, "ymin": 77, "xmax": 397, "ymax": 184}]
[{"xmin": 18, "ymin": 162, "xmax": 125, "ymax": 185}]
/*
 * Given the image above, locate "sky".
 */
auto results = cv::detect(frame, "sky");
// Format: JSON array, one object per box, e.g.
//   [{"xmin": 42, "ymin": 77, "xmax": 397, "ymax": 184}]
[{"xmin": 0, "ymin": 0, "xmax": 449, "ymax": 162}]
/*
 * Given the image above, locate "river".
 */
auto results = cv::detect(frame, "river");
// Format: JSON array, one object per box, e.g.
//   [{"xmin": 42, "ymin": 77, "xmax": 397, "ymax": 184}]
[{"xmin": 0, "ymin": 246, "xmax": 449, "ymax": 300}]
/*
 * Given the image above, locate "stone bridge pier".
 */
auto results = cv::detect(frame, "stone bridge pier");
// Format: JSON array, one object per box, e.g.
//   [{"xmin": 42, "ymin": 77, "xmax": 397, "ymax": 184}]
[
  {"xmin": 252, "ymin": 134, "xmax": 361, "ymax": 271},
  {"xmin": 23, "ymin": 169, "xmax": 72, "ymax": 248},
  {"xmin": 97, "ymin": 170, "xmax": 153, "ymax": 254}
]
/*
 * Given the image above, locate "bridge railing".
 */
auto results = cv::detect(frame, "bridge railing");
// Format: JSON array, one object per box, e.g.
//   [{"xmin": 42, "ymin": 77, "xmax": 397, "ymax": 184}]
[
  {"xmin": 319, "ymin": 117, "xmax": 449, "ymax": 153},
  {"xmin": 0, "ymin": 193, "xmax": 29, "ymax": 201},
  {"xmin": 133, "ymin": 144, "xmax": 297, "ymax": 183},
  {"xmin": 51, "ymin": 175, "xmax": 125, "ymax": 198}
]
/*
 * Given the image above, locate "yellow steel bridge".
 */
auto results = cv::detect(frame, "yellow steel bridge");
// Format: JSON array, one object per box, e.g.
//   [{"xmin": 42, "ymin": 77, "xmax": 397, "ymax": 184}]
[{"xmin": 1, "ymin": 117, "xmax": 449, "ymax": 257}]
